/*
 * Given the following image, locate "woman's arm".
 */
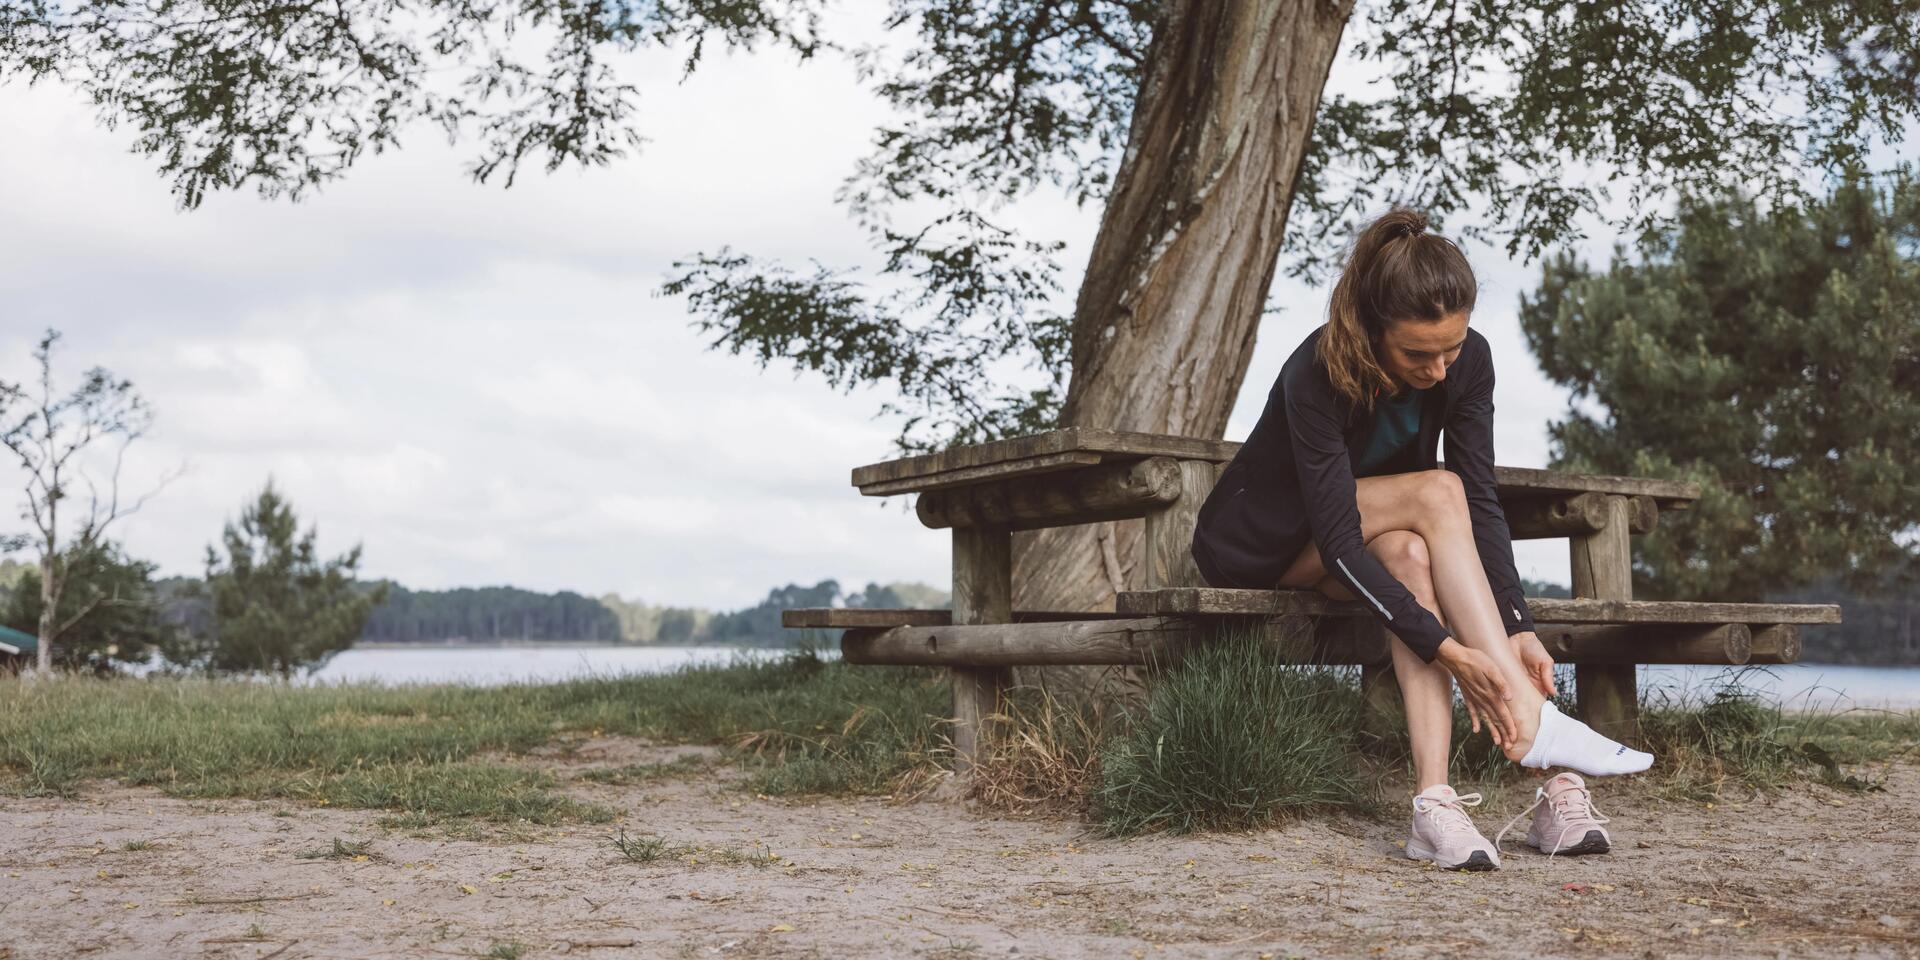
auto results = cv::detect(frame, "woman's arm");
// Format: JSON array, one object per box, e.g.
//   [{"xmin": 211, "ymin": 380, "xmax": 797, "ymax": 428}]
[{"xmin": 1284, "ymin": 361, "xmax": 1455, "ymax": 662}]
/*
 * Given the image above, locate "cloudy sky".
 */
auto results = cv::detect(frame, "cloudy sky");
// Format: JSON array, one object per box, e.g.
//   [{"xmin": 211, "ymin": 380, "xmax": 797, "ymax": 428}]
[{"xmin": 0, "ymin": 6, "xmax": 1619, "ymax": 611}]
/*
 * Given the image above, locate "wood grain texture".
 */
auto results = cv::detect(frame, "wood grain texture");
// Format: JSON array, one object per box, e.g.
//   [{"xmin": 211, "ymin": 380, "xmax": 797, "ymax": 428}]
[
  {"xmin": 782, "ymin": 608, "xmax": 1135, "ymax": 629},
  {"xmin": 1572, "ymin": 495, "xmax": 1638, "ymax": 740},
  {"xmin": 840, "ymin": 615, "xmax": 1389, "ymax": 667},
  {"xmin": 914, "ymin": 457, "xmax": 1183, "ymax": 530},
  {"xmin": 1537, "ymin": 622, "xmax": 1751, "ymax": 665},
  {"xmin": 860, "ymin": 452, "xmax": 1103, "ymax": 497},
  {"xmin": 950, "ymin": 525, "xmax": 1013, "ymax": 773},
  {"xmin": 1142, "ymin": 459, "xmax": 1216, "ymax": 589},
  {"xmin": 1504, "ymin": 492, "xmax": 1613, "ymax": 539},
  {"xmin": 851, "ymin": 428, "xmax": 1237, "ymax": 488},
  {"xmin": 1747, "ymin": 623, "xmax": 1803, "ymax": 664},
  {"xmin": 841, "ymin": 618, "xmax": 1199, "ymax": 666}
]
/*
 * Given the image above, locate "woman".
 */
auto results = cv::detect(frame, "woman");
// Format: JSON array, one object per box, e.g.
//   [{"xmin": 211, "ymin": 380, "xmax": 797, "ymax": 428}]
[{"xmin": 1189, "ymin": 208, "xmax": 1652, "ymax": 872}]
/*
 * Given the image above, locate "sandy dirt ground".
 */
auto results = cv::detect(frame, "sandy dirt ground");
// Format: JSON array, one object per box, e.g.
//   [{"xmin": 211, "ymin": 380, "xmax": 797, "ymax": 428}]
[{"xmin": 3, "ymin": 740, "xmax": 1917, "ymax": 960}]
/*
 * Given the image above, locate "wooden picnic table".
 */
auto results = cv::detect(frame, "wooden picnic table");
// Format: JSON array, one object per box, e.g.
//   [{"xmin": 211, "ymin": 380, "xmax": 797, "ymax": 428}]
[{"xmin": 790, "ymin": 427, "xmax": 1839, "ymax": 771}]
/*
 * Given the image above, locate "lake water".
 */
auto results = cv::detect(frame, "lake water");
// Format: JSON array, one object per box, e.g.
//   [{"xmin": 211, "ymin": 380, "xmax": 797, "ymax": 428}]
[{"xmin": 311, "ymin": 645, "xmax": 1920, "ymax": 711}]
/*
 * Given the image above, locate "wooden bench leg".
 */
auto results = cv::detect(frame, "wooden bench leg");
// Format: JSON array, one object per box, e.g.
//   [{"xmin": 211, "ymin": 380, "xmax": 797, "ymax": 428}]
[
  {"xmin": 950, "ymin": 525, "xmax": 1012, "ymax": 776},
  {"xmin": 1142, "ymin": 459, "xmax": 1217, "ymax": 590},
  {"xmin": 1571, "ymin": 495, "xmax": 1640, "ymax": 742}
]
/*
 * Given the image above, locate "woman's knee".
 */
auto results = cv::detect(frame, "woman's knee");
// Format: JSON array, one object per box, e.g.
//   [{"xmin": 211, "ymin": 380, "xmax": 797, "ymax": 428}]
[
  {"xmin": 1413, "ymin": 469, "xmax": 1467, "ymax": 517},
  {"xmin": 1367, "ymin": 529, "xmax": 1431, "ymax": 580}
]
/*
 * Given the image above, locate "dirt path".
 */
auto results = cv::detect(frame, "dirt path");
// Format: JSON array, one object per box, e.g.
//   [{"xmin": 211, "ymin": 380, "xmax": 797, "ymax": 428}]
[{"xmin": 3, "ymin": 742, "xmax": 1916, "ymax": 960}]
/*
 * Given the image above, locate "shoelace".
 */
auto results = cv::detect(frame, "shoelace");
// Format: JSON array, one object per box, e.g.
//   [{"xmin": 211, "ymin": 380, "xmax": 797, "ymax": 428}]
[
  {"xmin": 1415, "ymin": 791, "xmax": 1486, "ymax": 845},
  {"xmin": 1493, "ymin": 781, "xmax": 1612, "ymax": 857}
]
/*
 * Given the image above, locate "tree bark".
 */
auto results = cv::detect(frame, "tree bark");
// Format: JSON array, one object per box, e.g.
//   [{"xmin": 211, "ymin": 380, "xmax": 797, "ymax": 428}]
[
  {"xmin": 36, "ymin": 515, "xmax": 56, "ymax": 676},
  {"xmin": 1009, "ymin": 0, "xmax": 1355, "ymax": 695}
]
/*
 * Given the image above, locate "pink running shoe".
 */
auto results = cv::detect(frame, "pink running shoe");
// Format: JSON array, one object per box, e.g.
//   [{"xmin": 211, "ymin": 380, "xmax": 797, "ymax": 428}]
[
  {"xmin": 1406, "ymin": 785, "xmax": 1500, "ymax": 871},
  {"xmin": 1495, "ymin": 772, "xmax": 1613, "ymax": 856}
]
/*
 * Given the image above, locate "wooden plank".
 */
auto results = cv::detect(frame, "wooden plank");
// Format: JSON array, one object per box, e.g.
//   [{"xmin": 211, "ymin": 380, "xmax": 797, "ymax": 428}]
[
  {"xmin": 1530, "ymin": 599, "xmax": 1842, "ymax": 625},
  {"xmin": 852, "ymin": 426, "xmax": 1699, "ymax": 504},
  {"xmin": 1505, "ymin": 492, "xmax": 1660, "ymax": 539},
  {"xmin": 1573, "ymin": 495, "xmax": 1638, "ymax": 740},
  {"xmin": 1748, "ymin": 623, "xmax": 1802, "ymax": 664},
  {"xmin": 843, "ymin": 617, "xmax": 1198, "ymax": 666},
  {"xmin": 1117, "ymin": 588, "xmax": 1842, "ymax": 625},
  {"xmin": 860, "ymin": 451, "xmax": 1103, "ymax": 497},
  {"xmin": 949, "ymin": 525, "xmax": 1013, "ymax": 776},
  {"xmin": 1537, "ymin": 623, "xmax": 1751, "ymax": 665},
  {"xmin": 782, "ymin": 608, "xmax": 1134, "ymax": 629},
  {"xmin": 831, "ymin": 613, "xmax": 1770, "ymax": 668},
  {"xmin": 851, "ymin": 428, "xmax": 1238, "ymax": 489},
  {"xmin": 841, "ymin": 616, "xmax": 1388, "ymax": 667},
  {"xmin": 1470, "ymin": 463, "xmax": 1699, "ymax": 505},
  {"xmin": 785, "ymin": 608, "xmax": 953, "ymax": 629},
  {"xmin": 1142, "ymin": 459, "xmax": 1217, "ymax": 590},
  {"xmin": 914, "ymin": 457, "xmax": 1183, "ymax": 530},
  {"xmin": 1504, "ymin": 492, "xmax": 1612, "ymax": 539}
]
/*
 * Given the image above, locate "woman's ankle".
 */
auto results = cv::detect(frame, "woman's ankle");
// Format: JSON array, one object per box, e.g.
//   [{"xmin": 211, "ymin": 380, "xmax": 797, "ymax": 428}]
[{"xmin": 1501, "ymin": 698, "xmax": 1545, "ymax": 762}]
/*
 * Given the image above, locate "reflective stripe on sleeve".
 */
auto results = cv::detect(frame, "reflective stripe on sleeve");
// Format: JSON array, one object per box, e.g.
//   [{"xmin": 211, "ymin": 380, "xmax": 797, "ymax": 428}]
[{"xmin": 1334, "ymin": 557, "xmax": 1392, "ymax": 621}]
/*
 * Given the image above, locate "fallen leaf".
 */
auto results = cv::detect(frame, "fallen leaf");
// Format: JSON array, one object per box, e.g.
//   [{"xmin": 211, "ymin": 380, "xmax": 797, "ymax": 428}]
[
  {"xmin": 1562, "ymin": 882, "xmax": 1590, "ymax": 895},
  {"xmin": 770, "ymin": 924, "xmax": 794, "ymax": 933},
  {"xmin": 459, "ymin": 885, "xmax": 478, "ymax": 895}
]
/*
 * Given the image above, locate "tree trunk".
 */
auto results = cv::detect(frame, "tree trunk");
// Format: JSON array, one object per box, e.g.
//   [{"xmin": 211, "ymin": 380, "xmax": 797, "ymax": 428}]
[
  {"xmin": 1009, "ymin": 0, "xmax": 1354, "ymax": 696},
  {"xmin": 35, "ymin": 525, "xmax": 57, "ymax": 675}
]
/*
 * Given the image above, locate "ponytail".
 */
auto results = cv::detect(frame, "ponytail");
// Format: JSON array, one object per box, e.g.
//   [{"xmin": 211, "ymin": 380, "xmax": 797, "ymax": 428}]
[{"xmin": 1319, "ymin": 207, "xmax": 1478, "ymax": 413}]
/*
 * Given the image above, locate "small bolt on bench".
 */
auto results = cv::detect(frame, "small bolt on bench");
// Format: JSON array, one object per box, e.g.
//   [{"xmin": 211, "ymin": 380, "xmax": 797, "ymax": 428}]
[{"xmin": 783, "ymin": 428, "xmax": 1842, "ymax": 776}]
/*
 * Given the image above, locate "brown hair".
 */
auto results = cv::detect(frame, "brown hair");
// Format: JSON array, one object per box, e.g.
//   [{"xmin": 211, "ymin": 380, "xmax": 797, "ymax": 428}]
[{"xmin": 1318, "ymin": 207, "xmax": 1478, "ymax": 413}]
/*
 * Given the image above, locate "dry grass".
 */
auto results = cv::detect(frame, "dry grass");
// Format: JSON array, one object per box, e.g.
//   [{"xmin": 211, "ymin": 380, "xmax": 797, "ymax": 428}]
[{"xmin": 965, "ymin": 683, "xmax": 1116, "ymax": 817}]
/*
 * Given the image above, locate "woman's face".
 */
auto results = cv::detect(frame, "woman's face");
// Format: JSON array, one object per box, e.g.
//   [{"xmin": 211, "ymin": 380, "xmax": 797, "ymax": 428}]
[{"xmin": 1375, "ymin": 311, "xmax": 1470, "ymax": 391}]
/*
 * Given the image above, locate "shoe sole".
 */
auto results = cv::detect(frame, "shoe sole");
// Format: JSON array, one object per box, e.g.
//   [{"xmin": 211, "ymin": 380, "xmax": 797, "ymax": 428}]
[
  {"xmin": 1528, "ymin": 830, "xmax": 1611, "ymax": 856},
  {"xmin": 1407, "ymin": 843, "xmax": 1499, "ymax": 871}
]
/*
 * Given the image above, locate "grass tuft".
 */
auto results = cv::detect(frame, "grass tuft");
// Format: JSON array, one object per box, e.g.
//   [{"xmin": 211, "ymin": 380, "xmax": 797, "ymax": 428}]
[
  {"xmin": 1639, "ymin": 667, "xmax": 1919, "ymax": 800},
  {"xmin": 610, "ymin": 829, "xmax": 779, "ymax": 867},
  {"xmin": 1090, "ymin": 621, "xmax": 1374, "ymax": 836},
  {"xmin": 296, "ymin": 837, "xmax": 377, "ymax": 861},
  {"xmin": 968, "ymin": 682, "xmax": 1117, "ymax": 817},
  {"xmin": 576, "ymin": 754, "xmax": 711, "ymax": 785}
]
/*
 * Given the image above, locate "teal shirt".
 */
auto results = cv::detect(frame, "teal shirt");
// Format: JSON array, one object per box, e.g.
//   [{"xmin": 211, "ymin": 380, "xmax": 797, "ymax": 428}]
[{"xmin": 1353, "ymin": 386, "xmax": 1427, "ymax": 477}]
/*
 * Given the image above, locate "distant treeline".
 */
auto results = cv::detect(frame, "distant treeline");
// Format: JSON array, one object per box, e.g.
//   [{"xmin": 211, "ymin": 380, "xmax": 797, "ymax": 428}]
[{"xmin": 349, "ymin": 578, "xmax": 950, "ymax": 647}]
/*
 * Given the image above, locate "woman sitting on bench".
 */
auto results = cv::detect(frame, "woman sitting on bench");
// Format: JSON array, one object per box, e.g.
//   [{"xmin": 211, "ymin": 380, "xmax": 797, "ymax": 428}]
[{"xmin": 1189, "ymin": 207, "xmax": 1652, "ymax": 872}]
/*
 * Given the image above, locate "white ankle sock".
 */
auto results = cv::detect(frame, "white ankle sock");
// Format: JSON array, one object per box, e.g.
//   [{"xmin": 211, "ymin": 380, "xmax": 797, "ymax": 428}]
[{"xmin": 1519, "ymin": 701, "xmax": 1654, "ymax": 776}]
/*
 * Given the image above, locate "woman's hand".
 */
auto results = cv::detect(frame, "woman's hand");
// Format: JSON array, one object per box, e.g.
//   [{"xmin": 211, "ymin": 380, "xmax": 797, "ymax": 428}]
[
  {"xmin": 1510, "ymin": 630, "xmax": 1556, "ymax": 699},
  {"xmin": 1434, "ymin": 638, "xmax": 1517, "ymax": 747}
]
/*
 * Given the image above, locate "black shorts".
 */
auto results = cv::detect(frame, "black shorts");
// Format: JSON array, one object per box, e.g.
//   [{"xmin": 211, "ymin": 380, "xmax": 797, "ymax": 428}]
[{"xmin": 1191, "ymin": 524, "xmax": 1309, "ymax": 590}]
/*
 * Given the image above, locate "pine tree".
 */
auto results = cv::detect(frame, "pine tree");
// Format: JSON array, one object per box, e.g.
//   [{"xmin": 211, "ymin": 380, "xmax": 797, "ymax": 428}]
[
  {"xmin": 193, "ymin": 482, "xmax": 389, "ymax": 678},
  {"xmin": 1518, "ymin": 170, "xmax": 1920, "ymax": 601}
]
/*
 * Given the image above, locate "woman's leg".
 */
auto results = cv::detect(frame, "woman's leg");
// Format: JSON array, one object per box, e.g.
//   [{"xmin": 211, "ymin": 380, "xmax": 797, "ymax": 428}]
[
  {"xmin": 1363, "ymin": 531, "xmax": 1454, "ymax": 791},
  {"xmin": 1274, "ymin": 469, "xmax": 1545, "ymax": 761}
]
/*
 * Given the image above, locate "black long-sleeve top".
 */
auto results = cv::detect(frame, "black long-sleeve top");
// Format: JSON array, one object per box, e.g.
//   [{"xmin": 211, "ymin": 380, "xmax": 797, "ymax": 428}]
[{"xmin": 1189, "ymin": 324, "xmax": 1536, "ymax": 662}]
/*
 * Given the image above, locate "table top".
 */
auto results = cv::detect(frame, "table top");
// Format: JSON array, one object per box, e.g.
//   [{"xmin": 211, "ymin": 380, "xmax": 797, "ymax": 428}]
[{"xmin": 851, "ymin": 427, "xmax": 1700, "ymax": 504}]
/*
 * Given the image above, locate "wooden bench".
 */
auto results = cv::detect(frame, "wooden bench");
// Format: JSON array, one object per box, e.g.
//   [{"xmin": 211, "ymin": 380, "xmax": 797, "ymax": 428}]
[{"xmin": 783, "ymin": 428, "xmax": 1842, "ymax": 770}]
